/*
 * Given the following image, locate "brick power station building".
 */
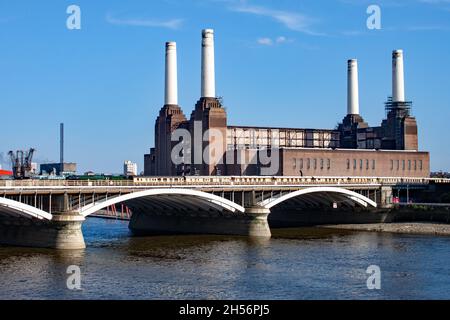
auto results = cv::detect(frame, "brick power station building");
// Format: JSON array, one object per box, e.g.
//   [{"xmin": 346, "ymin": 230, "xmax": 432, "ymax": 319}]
[{"xmin": 144, "ymin": 29, "xmax": 429, "ymax": 178}]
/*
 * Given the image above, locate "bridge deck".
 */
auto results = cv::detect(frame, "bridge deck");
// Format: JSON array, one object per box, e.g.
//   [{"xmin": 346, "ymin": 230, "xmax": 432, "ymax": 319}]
[{"xmin": 0, "ymin": 175, "xmax": 446, "ymax": 190}]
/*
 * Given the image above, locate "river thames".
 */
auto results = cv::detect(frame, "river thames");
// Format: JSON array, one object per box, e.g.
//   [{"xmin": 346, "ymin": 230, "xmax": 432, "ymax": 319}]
[{"xmin": 0, "ymin": 217, "xmax": 449, "ymax": 300}]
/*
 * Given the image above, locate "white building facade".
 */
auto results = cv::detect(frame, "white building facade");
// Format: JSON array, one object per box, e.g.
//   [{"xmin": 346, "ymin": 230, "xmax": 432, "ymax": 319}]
[{"xmin": 123, "ymin": 161, "xmax": 138, "ymax": 176}]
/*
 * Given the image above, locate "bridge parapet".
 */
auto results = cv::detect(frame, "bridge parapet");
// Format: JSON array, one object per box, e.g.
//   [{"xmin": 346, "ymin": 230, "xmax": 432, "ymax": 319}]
[{"xmin": 0, "ymin": 176, "xmax": 441, "ymax": 189}]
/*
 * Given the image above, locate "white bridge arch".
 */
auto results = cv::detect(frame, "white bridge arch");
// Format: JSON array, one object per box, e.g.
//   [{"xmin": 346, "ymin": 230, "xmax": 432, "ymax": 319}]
[
  {"xmin": 79, "ymin": 188, "xmax": 246, "ymax": 217},
  {"xmin": 259, "ymin": 187, "xmax": 377, "ymax": 209},
  {"xmin": 0, "ymin": 197, "xmax": 53, "ymax": 220},
  {"xmin": 0, "ymin": 187, "xmax": 377, "ymax": 222}
]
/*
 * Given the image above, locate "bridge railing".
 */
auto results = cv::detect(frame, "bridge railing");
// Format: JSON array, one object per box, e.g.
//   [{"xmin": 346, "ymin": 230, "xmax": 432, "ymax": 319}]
[{"xmin": 0, "ymin": 176, "xmax": 443, "ymax": 189}]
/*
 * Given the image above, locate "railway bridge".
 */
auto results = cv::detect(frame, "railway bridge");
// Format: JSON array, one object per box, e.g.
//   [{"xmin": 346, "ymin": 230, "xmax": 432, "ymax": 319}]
[{"xmin": 0, "ymin": 176, "xmax": 444, "ymax": 249}]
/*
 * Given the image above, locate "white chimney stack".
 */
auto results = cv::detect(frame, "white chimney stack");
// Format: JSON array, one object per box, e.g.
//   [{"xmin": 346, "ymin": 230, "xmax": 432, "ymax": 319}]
[
  {"xmin": 392, "ymin": 49, "xmax": 405, "ymax": 102},
  {"xmin": 165, "ymin": 42, "xmax": 178, "ymax": 105},
  {"xmin": 201, "ymin": 29, "xmax": 216, "ymax": 98},
  {"xmin": 347, "ymin": 59, "xmax": 360, "ymax": 115}
]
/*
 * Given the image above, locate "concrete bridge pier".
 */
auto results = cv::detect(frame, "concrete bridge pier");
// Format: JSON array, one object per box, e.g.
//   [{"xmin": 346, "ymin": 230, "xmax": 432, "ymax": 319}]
[
  {"xmin": 49, "ymin": 214, "xmax": 86, "ymax": 250},
  {"xmin": 0, "ymin": 213, "xmax": 86, "ymax": 250},
  {"xmin": 380, "ymin": 186, "xmax": 394, "ymax": 209},
  {"xmin": 128, "ymin": 207, "xmax": 271, "ymax": 238},
  {"xmin": 244, "ymin": 207, "xmax": 272, "ymax": 237},
  {"xmin": 0, "ymin": 193, "xmax": 86, "ymax": 250}
]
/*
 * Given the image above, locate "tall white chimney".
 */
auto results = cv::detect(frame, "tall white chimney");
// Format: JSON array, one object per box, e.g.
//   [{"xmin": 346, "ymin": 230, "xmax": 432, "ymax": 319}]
[
  {"xmin": 201, "ymin": 29, "xmax": 216, "ymax": 98},
  {"xmin": 165, "ymin": 42, "xmax": 178, "ymax": 105},
  {"xmin": 347, "ymin": 59, "xmax": 360, "ymax": 115},
  {"xmin": 392, "ymin": 49, "xmax": 405, "ymax": 102}
]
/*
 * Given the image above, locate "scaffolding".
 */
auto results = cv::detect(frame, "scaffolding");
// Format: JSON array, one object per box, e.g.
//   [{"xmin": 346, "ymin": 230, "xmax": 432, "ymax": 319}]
[
  {"xmin": 385, "ymin": 96, "xmax": 413, "ymax": 118},
  {"xmin": 384, "ymin": 97, "xmax": 414, "ymax": 150}
]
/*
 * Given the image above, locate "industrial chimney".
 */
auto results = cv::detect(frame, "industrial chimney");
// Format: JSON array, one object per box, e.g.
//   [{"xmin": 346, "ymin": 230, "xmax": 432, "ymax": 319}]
[
  {"xmin": 60, "ymin": 123, "xmax": 64, "ymax": 166},
  {"xmin": 347, "ymin": 59, "xmax": 360, "ymax": 115},
  {"xmin": 201, "ymin": 29, "xmax": 216, "ymax": 98},
  {"xmin": 165, "ymin": 42, "xmax": 178, "ymax": 105},
  {"xmin": 392, "ymin": 49, "xmax": 405, "ymax": 102}
]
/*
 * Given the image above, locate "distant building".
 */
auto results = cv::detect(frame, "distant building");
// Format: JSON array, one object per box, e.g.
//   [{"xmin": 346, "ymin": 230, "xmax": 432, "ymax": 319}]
[
  {"xmin": 31, "ymin": 162, "xmax": 38, "ymax": 174},
  {"xmin": 40, "ymin": 163, "xmax": 77, "ymax": 176},
  {"xmin": 431, "ymin": 172, "xmax": 450, "ymax": 179},
  {"xmin": 124, "ymin": 161, "xmax": 138, "ymax": 176}
]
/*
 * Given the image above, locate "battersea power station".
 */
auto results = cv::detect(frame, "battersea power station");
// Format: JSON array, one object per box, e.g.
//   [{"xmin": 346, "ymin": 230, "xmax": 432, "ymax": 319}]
[{"xmin": 144, "ymin": 29, "xmax": 430, "ymax": 178}]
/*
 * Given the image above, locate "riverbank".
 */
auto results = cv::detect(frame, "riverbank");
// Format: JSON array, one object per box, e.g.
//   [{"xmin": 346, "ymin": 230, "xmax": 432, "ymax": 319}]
[{"xmin": 322, "ymin": 222, "xmax": 450, "ymax": 236}]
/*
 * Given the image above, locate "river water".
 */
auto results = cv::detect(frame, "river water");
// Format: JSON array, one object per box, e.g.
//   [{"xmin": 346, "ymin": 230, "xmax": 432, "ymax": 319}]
[{"xmin": 0, "ymin": 217, "xmax": 449, "ymax": 300}]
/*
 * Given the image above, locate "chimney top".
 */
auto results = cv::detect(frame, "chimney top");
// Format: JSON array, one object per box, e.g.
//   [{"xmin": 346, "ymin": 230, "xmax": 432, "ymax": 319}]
[
  {"xmin": 166, "ymin": 42, "xmax": 176, "ymax": 48},
  {"xmin": 202, "ymin": 29, "xmax": 214, "ymax": 36},
  {"xmin": 393, "ymin": 49, "xmax": 404, "ymax": 59}
]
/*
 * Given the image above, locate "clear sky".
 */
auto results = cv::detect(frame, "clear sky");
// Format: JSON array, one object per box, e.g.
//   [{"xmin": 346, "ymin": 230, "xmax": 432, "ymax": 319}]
[{"xmin": 0, "ymin": 0, "xmax": 449, "ymax": 174}]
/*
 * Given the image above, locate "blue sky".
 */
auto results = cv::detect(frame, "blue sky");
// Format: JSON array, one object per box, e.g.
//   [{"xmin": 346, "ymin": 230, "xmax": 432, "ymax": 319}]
[{"xmin": 0, "ymin": 0, "xmax": 449, "ymax": 173}]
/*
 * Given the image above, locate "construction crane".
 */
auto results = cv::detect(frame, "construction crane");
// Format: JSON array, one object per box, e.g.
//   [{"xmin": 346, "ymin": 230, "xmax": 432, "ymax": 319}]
[{"xmin": 8, "ymin": 148, "xmax": 36, "ymax": 179}]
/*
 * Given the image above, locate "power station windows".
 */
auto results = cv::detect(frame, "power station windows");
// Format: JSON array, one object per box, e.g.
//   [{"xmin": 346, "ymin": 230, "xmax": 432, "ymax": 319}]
[
  {"xmin": 391, "ymin": 159, "xmax": 420, "ymax": 171},
  {"xmin": 290, "ymin": 155, "xmax": 423, "ymax": 175},
  {"xmin": 295, "ymin": 158, "xmax": 330, "ymax": 171},
  {"xmin": 294, "ymin": 158, "xmax": 304, "ymax": 170},
  {"xmin": 348, "ymin": 159, "xmax": 377, "ymax": 171}
]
